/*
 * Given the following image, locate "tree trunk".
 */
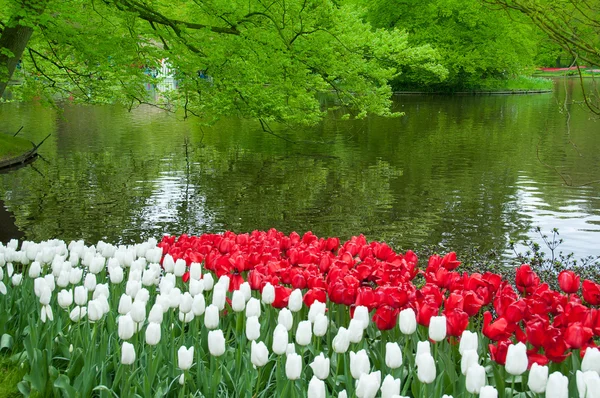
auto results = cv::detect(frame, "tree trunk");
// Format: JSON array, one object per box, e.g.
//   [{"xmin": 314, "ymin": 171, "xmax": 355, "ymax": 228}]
[{"xmin": 0, "ymin": 1, "xmax": 47, "ymax": 99}]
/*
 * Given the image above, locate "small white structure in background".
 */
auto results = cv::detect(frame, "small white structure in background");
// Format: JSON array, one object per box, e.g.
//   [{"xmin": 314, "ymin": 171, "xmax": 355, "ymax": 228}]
[{"xmin": 156, "ymin": 58, "xmax": 177, "ymax": 92}]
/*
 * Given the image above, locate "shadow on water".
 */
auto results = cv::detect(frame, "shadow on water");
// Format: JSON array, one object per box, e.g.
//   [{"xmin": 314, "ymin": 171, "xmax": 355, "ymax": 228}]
[
  {"xmin": 0, "ymin": 159, "xmax": 36, "ymax": 243},
  {"xmin": 0, "ymin": 199, "xmax": 23, "ymax": 243}
]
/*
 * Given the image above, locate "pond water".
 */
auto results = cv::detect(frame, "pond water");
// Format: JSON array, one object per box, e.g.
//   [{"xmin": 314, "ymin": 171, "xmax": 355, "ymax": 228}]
[{"xmin": 1, "ymin": 79, "xmax": 599, "ymax": 265}]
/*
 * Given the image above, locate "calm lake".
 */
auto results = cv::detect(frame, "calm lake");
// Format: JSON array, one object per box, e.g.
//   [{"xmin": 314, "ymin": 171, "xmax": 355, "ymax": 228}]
[{"xmin": 1, "ymin": 79, "xmax": 599, "ymax": 265}]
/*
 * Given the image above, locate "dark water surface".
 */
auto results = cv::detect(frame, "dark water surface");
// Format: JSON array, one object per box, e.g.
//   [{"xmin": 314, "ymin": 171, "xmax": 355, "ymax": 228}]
[{"xmin": 1, "ymin": 79, "xmax": 599, "ymax": 263}]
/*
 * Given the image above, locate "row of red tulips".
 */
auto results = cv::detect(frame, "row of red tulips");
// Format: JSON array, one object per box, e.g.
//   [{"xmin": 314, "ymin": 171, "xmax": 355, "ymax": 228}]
[{"xmin": 158, "ymin": 229, "xmax": 600, "ymax": 368}]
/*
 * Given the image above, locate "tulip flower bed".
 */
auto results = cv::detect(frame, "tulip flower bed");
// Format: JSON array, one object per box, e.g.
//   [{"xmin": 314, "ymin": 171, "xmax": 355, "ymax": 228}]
[{"xmin": 1, "ymin": 230, "xmax": 600, "ymax": 398}]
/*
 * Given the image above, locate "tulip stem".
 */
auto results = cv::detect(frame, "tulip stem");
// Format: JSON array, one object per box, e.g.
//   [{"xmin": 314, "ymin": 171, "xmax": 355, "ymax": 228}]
[{"xmin": 511, "ymin": 376, "xmax": 516, "ymax": 397}]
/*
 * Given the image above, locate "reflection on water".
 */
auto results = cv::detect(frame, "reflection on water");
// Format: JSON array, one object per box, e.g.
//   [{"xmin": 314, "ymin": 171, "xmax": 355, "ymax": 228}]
[{"xmin": 0, "ymin": 78, "xmax": 599, "ymax": 264}]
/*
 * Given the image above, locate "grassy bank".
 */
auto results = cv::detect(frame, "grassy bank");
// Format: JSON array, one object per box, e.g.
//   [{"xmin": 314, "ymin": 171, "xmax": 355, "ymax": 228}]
[
  {"xmin": 0, "ymin": 355, "xmax": 24, "ymax": 398},
  {"xmin": 394, "ymin": 75, "xmax": 553, "ymax": 93},
  {"xmin": 0, "ymin": 134, "xmax": 33, "ymax": 164}
]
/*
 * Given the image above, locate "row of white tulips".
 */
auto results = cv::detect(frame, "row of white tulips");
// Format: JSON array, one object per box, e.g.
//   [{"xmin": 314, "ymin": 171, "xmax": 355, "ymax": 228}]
[{"xmin": 0, "ymin": 238, "xmax": 599, "ymax": 397}]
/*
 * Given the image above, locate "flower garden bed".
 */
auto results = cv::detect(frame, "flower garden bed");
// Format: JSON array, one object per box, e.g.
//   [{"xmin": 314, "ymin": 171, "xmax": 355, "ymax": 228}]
[{"xmin": 0, "ymin": 230, "xmax": 599, "ymax": 397}]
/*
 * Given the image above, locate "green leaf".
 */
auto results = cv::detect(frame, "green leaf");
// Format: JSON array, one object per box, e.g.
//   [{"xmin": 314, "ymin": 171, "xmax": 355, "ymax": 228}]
[
  {"xmin": 54, "ymin": 374, "xmax": 77, "ymax": 398},
  {"xmin": 0, "ymin": 333, "xmax": 13, "ymax": 350}
]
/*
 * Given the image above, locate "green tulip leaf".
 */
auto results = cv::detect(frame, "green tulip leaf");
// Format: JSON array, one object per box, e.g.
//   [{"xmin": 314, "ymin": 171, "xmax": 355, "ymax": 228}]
[
  {"xmin": 17, "ymin": 380, "xmax": 31, "ymax": 397},
  {"xmin": 0, "ymin": 333, "xmax": 13, "ymax": 350},
  {"xmin": 54, "ymin": 374, "xmax": 77, "ymax": 398}
]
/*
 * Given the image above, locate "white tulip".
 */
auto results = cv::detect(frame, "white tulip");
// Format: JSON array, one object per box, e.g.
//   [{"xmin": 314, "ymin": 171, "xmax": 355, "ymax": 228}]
[
  {"xmin": 261, "ymin": 282, "xmax": 275, "ymax": 304},
  {"xmin": 145, "ymin": 322, "xmax": 161, "ymax": 345},
  {"xmin": 505, "ymin": 342, "xmax": 528, "ymax": 376},
  {"xmin": 121, "ymin": 342, "xmax": 135, "ymax": 365},
  {"xmin": 179, "ymin": 292, "xmax": 193, "ymax": 314},
  {"xmin": 461, "ymin": 349, "xmax": 479, "ymax": 375},
  {"xmin": 129, "ymin": 300, "xmax": 146, "ymax": 323},
  {"xmin": 189, "ymin": 278, "xmax": 205, "ymax": 297},
  {"xmin": 546, "ymin": 372, "xmax": 568, "ymax": 398},
  {"xmin": 217, "ymin": 275, "xmax": 230, "ymax": 290},
  {"xmin": 239, "ymin": 282, "xmax": 251, "ymax": 301},
  {"xmin": 459, "ymin": 330, "xmax": 479, "ymax": 355},
  {"xmin": 84, "ymin": 273, "xmax": 96, "ymax": 292},
  {"xmin": 74, "ymin": 286, "xmax": 88, "ymax": 306},
  {"xmin": 380, "ymin": 374, "xmax": 401, "ymax": 398},
  {"xmin": 385, "ymin": 342, "xmax": 403, "ymax": 368},
  {"xmin": 399, "ymin": 308, "xmax": 417, "ymax": 335},
  {"xmin": 309, "ymin": 353, "xmax": 330, "ymax": 380},
  {"xmin": 466, "ymin": 364, "xmax": 486, "ymax": 394},
  {"xmin": 173, "ymin": 259, "xmax": 186, "ymax": 277},
  {"xmin": 295, "ymin": 320, "xmax": 312, "ymax": 346},
  {"xmin": 307, "ymin": 376, "xmax": 326, "ymax": 398},
  {"xmin": 332, "ymin": 327, "xmax": 350, "ymax": 353},
  {"xmin": 355, "ymin": 371, "xmax": 381, "ymax": 398},
  {"xmin": 272, "ymin": 324, "xmax": 289, "ymax": 355},
  {"xmin": 582, "ymin": 347, "xmax": 600, "ymax": 375},
  {"xmin": 479, "ymin": 386, "xmax": 498, "ymax": 398},
  {"xmin": 118, "ymin": 314, "xmax": 135, "ymax": 340},
  {"xmin": 148, "ymin": 304, "xmax": 164, "ymax": 324},
  {"xmin": 88, "ymin": 299, "xmax": 103, "ymax": 322},
  {"xmin": 212, "ymin": 285, "xmax": 227, "ymax": 310},
  {"xmin": 350, "ymin": 349, "xmax": 371, "ymax": 379},
  {"xmin": 353, "ymin": 306, "xmax": 370, "ymax": 329},
  {"xmin": 416, "ymin": 341, "xmax": 431, "ymax": 359},
  {"xmin": 192, "ymin": 294, "xmax": 206, "ymax": 316},
  {"xmin": 57, "ymin": 289, "xmax": 73, "ymax": 308},
  {"xmin": 278, "ymin": 307, "xmax": 293, "ymax": 331},
  {"xmin": 246, "ymin": 298, "xmax": 261, "ymax": 318},
  {"xmin": 189, "ymin": 262, "xmax": 202, "ymax": 280},
  {"xmin": 231, "ymin": 290, "xmax": 245, "ymax": 312},
  {"xmin": 208, "ymin": 329, "xmax": 225, "ymax": 356},
  {"xmin": 162, "ymin": 254, "xmax": 175, "ymax": 273},
  {"xmin": 118, "ymin": 294, "xmax": 133, "ymax": 315},
  {"xmin": 69, "ymin": 268, "xmax": 83, "ymax": 285},
  {"xmin": 528, "ymin": 363, "xmax": 548, "ymax": 393},
  {"xmin": 313, "ymin": 313, "xmax": 328, "ymax": 337},
  {"xmin": 251, "ymin": 340, "xmax": 269, "ymax": 367},
  {"xmin": 179, "ymin": 311, "xmax": 194, "ymax": 323},
  {"xmin": 69, "ymin": 306, "xmax": 87, "ymax": 321},
  {"xmin": 203, "ymin": 273, "xmax": 214, "ymax": 291},
  {"xmin": 246, "ymin": 316, "xmax": 261, "ymax": 341},
  {"xmin": 93, "ymin": 283, "xmax": 109, "ymax": 300},
  {"xmin": 416, "ymin": 353, "xmax": 436, "ymax": 384},
  {"xmin": 348, "ymin": 318, "xmax": 365, "ymax": 343},
  {"xmin": 286, "ymin": 352, "xmax": 302, "ymax": 380},
  {"xmin": 178, "ymin": 346, "xmax": 194, "ymax": 370},
  {"xmin": 29, "ymin": 261, "xmax": 41, "ymax": 278},
  {"xmin": 288, "ymin": 289, "xmax": 303, "ymax": 312},
  {"xmin": 429, "ymin": 315, "xmax": 447, "ymax": 342},
  {"xmin": 204, "ymin": 304, "xmax": 219, "ymax": 329},
  {"xmin": 109, "ymin": 266, "xmax": 124, "ymax": 284},
  {"xmin": 308, "ymin": 301, "xmax": 326, "ymax": 323},
  {"xmin": 134, "ymin": 288, "xmax": 149, "ymax": 304}
]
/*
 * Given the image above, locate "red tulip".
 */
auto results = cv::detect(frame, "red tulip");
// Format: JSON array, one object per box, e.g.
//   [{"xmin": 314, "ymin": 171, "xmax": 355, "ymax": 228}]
[
  {"xmin": 482, "ymin": 312, "xmax": 512, "ymax": 341},
  {"xmin": 515, "ymin": 265, "xmax": 540, "ymax": 295},
  {"xmin": 489, "ymin": 340, "xmax": 510, "ymax": 365},
  {"xmin": 303, "ymin": 288, "xmax": 327, "ymax": 308},
  {"xmin": 373, "ymin": 305, "xmax": 399, "ymax": 330},
  {"xmin": 444, "ymin": 308, "xmax": 469, "ymax": 337},
  {"xmin": 441, "ymin": 252, "xmax": 461, "ymax": 271},
  {"xmin": 583, "ymin": 280, "xmax": 600, "ymax": 305},
  {"xmin": 558, "ymin": 270, "xmax": 580, "ymax": 294},
  {"xmin": 416, "ymin": 300, "xmax": 439, "ymax": 327},
  {"xmin": 564, "ymin": 323, "xmax": 593, "ymax": 349},
  {"xmin": 526, "ymin": 349, "xmax": 549, "ymax": 367},
  {"xmin": 525, "ymin": 317, "xmax": 548, "ymax": 348},
  {"xmin": 543, "ymin": 327, "xmax": 570, "ymax": 363}
]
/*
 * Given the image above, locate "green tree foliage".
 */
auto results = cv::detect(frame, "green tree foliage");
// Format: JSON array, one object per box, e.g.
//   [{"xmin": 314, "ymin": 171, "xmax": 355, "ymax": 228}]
[
  {"xmin": 483, "ymin": 0, "xmax": 600, "ymax": 114},
  {"xmin": 360, "ymin": 0, "xmax": 542, "ymax": 90},
  {"xmin": 0, "ymin": 0, "xmax": 446, "ymax": 125}
]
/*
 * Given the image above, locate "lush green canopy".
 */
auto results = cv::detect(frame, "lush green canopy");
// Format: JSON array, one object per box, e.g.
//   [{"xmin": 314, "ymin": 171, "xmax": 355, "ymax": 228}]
[
  {"xmin": 360, "ymin": 0, "xmax": 544, "ymax": 89},
  {"xmin": 483, "ymin": 0, "xmax": 600, "ymax": 114},
  {"xmin": 0, "ymin": 0, "xmax": 446, "ymax": 125}
]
